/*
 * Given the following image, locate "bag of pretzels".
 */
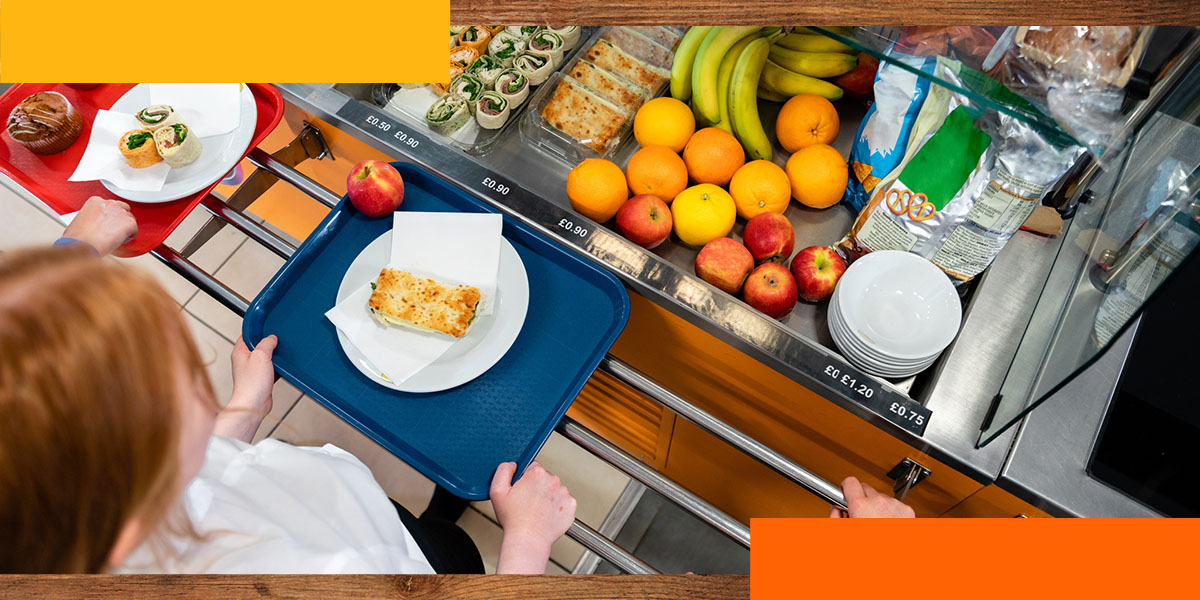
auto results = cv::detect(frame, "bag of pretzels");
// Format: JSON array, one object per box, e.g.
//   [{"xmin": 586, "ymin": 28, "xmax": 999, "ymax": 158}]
[{"xmin": 837, "ymin": 56, "xmax": 1085, "ymax": 283}]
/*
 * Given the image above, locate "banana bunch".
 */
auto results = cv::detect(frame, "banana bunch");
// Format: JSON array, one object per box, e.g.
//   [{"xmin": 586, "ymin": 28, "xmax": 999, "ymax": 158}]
[{"xmin": 671, "ymin": 26, "xmax": 858, "ymax": 160}]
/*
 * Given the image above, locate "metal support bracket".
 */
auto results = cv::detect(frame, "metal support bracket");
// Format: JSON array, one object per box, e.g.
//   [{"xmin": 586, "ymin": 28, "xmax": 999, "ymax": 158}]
[
  {"xmin": 180, "ymin": 121, "xmax": 333, "ymax": 257},
  {"xmin": 887, "ymin": 458, "xmax": 931, "ymax": 502}
]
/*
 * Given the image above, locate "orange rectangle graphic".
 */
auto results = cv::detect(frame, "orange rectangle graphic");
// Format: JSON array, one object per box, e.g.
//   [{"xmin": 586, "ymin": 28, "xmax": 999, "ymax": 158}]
[
  {"xmin": 752, "ymin": 518, "xmax": 1198, "ymax": 600},
  {"xmin": 1, "ymin": 1, "xmax": 447, "ymax": 82}
]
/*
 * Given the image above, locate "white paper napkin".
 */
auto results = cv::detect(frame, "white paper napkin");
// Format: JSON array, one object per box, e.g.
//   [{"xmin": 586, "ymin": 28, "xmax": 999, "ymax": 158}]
[
  {"xmin": 150, "ymin": 83, "xmax": 241, "ymax": 138},
  {"xmin": 68, "ymin": 109, "xmax": 171, "ymax": 191},
  {"xmin": 325, "ymin": 284, "xmax": 456, "ymax": 384},
  {"xmin": 390, "ymin": 212, "xmax": 503, "ymax": 315}
]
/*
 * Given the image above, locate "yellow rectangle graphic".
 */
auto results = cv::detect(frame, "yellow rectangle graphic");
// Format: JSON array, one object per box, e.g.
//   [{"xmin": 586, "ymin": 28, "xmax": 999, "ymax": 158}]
[{"xmin": 1, "ymin": 1, "xmax": 447, "ymax": 82}]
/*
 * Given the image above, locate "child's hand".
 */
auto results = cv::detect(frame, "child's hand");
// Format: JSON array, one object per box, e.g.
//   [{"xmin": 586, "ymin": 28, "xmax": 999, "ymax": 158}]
[
  {"xmin": 491, "ymin": 461, "xmax": 576, "ymax": 574},
  {"xmin": 62, "ymin": 197, "xmax": 138, "ymax": 256},
  {"xmin": 214, "ymin": 336, "xmax": 277, "ymax": 443},
  {"xmin": 229, "ymin": 335, "xmax": 277, "ymax": 417}
]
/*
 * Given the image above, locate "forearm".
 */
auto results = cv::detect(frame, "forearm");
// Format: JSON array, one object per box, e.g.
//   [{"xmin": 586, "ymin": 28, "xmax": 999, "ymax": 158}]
[
  {"xmin": 212, "ymin": 407, "xmax": 267, "ymax": 444},
  {"xmin": 495, "ymin": 531, "xmax": 553, "ymax": 575}
]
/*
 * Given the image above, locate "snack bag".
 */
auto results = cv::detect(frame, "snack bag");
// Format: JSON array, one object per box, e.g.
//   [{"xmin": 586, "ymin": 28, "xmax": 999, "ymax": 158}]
[
  {"xmin": 1000, "ymin": 26, "xmax": 1143, "ymax": 159},
  {"xmin": 843, "ymin": 48, "xmax": 937, "ymax": 212},
  {"xmin": 838, "ymin": 57, "xmax": 1085, "ymax": 283}
]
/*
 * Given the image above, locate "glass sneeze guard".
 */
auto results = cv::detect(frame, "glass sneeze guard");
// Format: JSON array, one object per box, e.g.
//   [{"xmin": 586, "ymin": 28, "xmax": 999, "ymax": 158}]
[
  {"xmin": 811, "ymin": 26, "xmax": 1200, "ymax": 445},
  {"xmin": 980, "ymin": 59, "xmax": 1200, "ymax": 445}
]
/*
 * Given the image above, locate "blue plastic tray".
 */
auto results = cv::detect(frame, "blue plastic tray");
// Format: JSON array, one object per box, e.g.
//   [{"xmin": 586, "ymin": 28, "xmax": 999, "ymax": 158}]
[{"xmin": 243, "ymin": 163, "xmax": 629, "ymax": 499}]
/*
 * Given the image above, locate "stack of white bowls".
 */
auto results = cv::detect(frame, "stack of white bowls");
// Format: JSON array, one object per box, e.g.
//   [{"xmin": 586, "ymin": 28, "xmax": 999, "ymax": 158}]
[{"xmin": 828, "ymin": 251, "xmax": 962, "ymax": 379}]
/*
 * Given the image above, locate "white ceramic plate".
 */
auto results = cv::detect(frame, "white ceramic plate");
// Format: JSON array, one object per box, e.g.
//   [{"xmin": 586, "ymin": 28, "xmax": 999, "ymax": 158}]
[
  {"xmin": 102, "ymin": 83, "xmax": 257, "ymax": 203},
  {"xmin": 334, "ymin": 229, "xmax": 530, "ymax": 393},
  {"xmin": 830, "ymin": 289, "xmax": 939, "ymax": 367},
  {"xmin": 835, "ymin": 251, "xmax": 962, "ymax": 360},
  {"xmin": 828, "ymin": 291, "xmax": 938, "ymax": 379}
]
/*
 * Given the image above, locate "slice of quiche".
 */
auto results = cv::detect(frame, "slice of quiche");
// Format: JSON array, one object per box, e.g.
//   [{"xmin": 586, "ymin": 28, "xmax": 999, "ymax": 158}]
[{"xmin": 368, "ymin": 268, "xmax": 482, "ymax": 339}]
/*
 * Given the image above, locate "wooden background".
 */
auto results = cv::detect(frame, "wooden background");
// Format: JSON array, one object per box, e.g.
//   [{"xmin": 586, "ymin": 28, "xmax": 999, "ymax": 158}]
[
  {"xmin": 0, "ymin": 575, "xmax": 748, "ymax": 599},
  {"xmin": 450, "ymin": 1, "xmax": 1199, "ymax": 24}
]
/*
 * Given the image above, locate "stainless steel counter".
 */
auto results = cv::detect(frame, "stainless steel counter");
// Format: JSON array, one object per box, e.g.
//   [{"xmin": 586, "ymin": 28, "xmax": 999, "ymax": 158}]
[
  {"xmin": 0, "ymin": 77, "xmax": 1158, "ymax": 515},
  {"xmin": 273, "ymin": 83, "xmax": 1034, "ymax": 483},
  {"xmin": 1000, "ymin": 321, "xmax": 1161, "ymax": 517},
  {"xmin": 260, "ymin": 83, "xmax": 1169, "ymax": 517}
]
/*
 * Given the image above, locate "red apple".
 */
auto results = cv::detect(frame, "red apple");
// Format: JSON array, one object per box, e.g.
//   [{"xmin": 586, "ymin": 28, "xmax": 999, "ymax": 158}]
[
  {"xmin": 743, "ymin": 212, "xmax": 795, "ymax": 264},
  {"xmin": 743, "ymin": 263, "xmax": 798, "ymax": 319},
  {"xmin": 695, "ymin": 237, "xmax": 754, "ymax": 294},
  {"xmin": 833, "ymin": 53, "xmax": 880, "ymax": 99},
  {"xmin": 616, "ymin": 194, "xmax": 673, "ymax": 248},
  {"xmin": 790, "ymin": 246, "xmax": 847, "ymax": 303},
  {"xmin": 347, "ymin": 160, "xmax": 405, "ymax": 217}
]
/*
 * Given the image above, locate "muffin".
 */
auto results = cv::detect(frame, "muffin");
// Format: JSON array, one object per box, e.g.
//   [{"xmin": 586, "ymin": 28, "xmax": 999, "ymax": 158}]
[{"xmin": 6, "ymin": 91, "xmax": 84, "ymax": 155}]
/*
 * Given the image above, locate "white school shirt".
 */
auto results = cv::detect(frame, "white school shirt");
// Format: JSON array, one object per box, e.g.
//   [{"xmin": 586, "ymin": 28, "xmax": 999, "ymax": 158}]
[{"xmin": 119, "ymin": 436, "xmax": 434, "ymax": 574}]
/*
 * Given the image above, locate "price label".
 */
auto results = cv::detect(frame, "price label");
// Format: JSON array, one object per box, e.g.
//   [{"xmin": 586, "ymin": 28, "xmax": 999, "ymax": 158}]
[
  {"xmin": 823, "ymin": 364, "xmax": 877, "ymax": 400},
  {"xmin": 556, "ymin": 217, "xmax": 589, "ymax": 239},
  {"xmin": 821, "ymin": 363, "xmax": 930, "ymax": 435},
  {"xmin": 482, "ymin": 175, "xmax": 511, "ymax": 196},
  {"xmin": 362, "ymin": 114, "xmax": 419, "ymax": 150},
  {"xmin": 887, "ymin": 401, "xmax": 926, "ymax": 428}
]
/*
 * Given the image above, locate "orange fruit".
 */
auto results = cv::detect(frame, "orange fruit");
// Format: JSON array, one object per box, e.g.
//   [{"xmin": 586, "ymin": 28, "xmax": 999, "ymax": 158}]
[
  {"xmin": 671, "ymin": 184, "xmax": 736, "ymax": 247},
  {"xmin": 785, "ymin": 144, "xmax": 848, "ymax": 209},
  {"xmin": 776, "ymin": 94, "xmax": 840, "ymax": 153},
  {"xmin": 634, "ymin": 97, "xmax": 696, "ymax": 153},
  {"xmin": 729, "ymin": 160, "xmax": 791, "ymax": 219},
  {"xmin": 682, "ymin": 127, "xmax": 746, "ymax": 186},
  {"xmin": 567, "ymin": 158, "xmax": 628, "ymax": 222},
  {"xmin": 625, "ymin": 145, "xmax": 688, "ymax": 203}
]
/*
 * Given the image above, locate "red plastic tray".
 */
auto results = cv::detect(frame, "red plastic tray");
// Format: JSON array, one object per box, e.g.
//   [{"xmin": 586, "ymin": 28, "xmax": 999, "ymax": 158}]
[{"xmin": 0, "ymin": 83, "xmax": 283, "ymax": 257}]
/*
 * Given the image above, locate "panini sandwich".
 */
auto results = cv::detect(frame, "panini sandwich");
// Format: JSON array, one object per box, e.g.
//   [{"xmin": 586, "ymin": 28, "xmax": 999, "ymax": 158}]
[
  {"xmin": 368, "ymin": 268, "xmax": 482, "ymax": 339},
  {"xmin": 541, "ymin": 76, "xmax": 630, "ymax": 153}
]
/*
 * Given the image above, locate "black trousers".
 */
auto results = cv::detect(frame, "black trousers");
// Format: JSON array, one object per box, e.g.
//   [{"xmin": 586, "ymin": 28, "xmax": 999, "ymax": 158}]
[{"xmin": 392, "ymin": 499, "xmax": 485, "ymax": 574}]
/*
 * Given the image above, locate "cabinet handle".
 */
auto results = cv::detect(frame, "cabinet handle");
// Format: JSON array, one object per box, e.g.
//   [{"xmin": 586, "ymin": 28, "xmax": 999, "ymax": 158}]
[{"xmin": 887, "ymin": 458, "xmax": 931, "ymax": 502}]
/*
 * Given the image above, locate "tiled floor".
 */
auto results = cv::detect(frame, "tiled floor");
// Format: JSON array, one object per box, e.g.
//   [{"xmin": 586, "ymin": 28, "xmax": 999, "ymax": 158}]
[{"xmin": 1, "ymin": 185, "xmax": 629, "ymax": 574}]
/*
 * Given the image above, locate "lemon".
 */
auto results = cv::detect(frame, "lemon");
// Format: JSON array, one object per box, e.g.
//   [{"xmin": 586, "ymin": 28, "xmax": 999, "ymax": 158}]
[
  {"xmin": 634, "ymin": 97, "xmax": 696, "ymax": 153},
  {"xmin": 671, "ymin": 184, "xmax": 736, "ymax": 247}
]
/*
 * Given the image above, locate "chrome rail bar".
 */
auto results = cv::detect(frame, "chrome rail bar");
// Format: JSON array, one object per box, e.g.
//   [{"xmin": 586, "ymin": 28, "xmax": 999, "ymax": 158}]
[
  {"xmin": 246, "ymin": 147, "xmax": 342, "ymax": 208},
  {"xmin": 566, "ymin": 521, "xmax": 658, "ymax": 575},
  {"xmin": 151, "ymin": 245, "xmax": 249, "ymax": 315},
  {"xmin": 599, "ymin": 356, "xmax": 848, "ymax": 510},
  {"xmin": 199, "ymin": 194, "xmax": 296, "ymax": 260},
  {"xmin": 558, "ymin": 416, "xmax": 750, "ymax": 548}
]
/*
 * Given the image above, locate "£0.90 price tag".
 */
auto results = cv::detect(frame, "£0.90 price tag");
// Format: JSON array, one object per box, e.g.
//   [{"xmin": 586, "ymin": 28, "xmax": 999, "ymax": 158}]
[
  {"xmin": 821, "ymin": 362, "xmax": 930, "ymax": 435},
  {"xmin": 556, "ymin": 216, "xmax": 590, "ymax": 240},
  {"xmin": 481, "ymin": 175, "xmax": 511, "ymax": 197}
]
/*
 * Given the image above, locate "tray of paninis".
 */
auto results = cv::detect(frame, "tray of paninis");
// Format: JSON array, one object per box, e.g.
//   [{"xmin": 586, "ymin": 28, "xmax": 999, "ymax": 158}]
[
  {"xmin": 0, "ymin": 83, "xmax": 283, "ymax": 256},
  {"xmin": 371, "ymin": 25, "xmax": 684, "ymax": 156}
]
